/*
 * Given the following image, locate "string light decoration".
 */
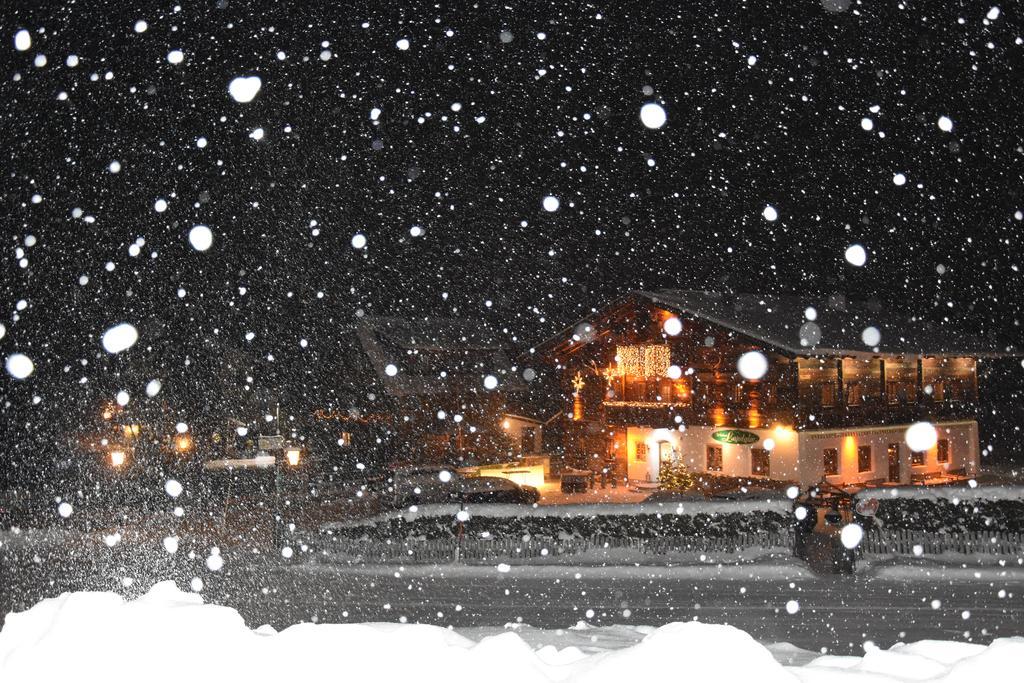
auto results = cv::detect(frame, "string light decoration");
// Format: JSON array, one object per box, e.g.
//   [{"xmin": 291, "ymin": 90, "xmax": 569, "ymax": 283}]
[{"xmin": 615, "ymin": 345, "xmax": 671, "ymax": 378}]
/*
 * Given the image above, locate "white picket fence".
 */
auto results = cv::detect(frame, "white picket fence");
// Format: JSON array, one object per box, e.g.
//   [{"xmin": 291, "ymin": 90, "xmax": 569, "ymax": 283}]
[
  {"xmin": 859, "ymin": 528, "xmax": 1024, "ymax": 557},
  {"xmin": 307, "ymin": 530, "xmax": 794, "ymax": 565}
]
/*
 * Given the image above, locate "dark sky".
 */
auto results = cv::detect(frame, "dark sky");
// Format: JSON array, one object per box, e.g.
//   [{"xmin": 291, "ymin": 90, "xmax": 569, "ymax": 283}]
[{"xmin": 2, "ymin": 1, "xmax": 1023, "ymax": 445}]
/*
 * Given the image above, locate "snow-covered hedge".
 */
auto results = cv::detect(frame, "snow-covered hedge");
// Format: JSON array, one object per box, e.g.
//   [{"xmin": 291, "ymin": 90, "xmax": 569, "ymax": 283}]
[
  {"xmin": 324, "ymin": 501, "xmax": 792, "ymax": 541},
  {"xmin": 855, "ymin": 484, "xmax": 1024, "ymax": 502},
  {"xmin": 871, "ymin": 498, "xmax": 1024, "ymax": 533},
  {"xmin": 854, "ymin": 485, "xmax": 1024, "ymax": 533}
]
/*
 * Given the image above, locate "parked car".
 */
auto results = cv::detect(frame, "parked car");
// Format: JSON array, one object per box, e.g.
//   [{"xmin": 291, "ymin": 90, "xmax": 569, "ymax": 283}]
[
  {"xmin": 390, "ymin": 465, "xmax": 539, "ymax": 507},
  {"xmin": 460, "ymin": 476, "xmax": 540, "ymax": 505}
]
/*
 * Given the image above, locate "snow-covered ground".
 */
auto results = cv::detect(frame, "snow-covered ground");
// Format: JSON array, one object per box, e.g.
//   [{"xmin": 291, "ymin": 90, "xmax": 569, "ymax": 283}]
[{"xmin": 1, "ymin": 582, "xmax": 1020, "ymax": 682}]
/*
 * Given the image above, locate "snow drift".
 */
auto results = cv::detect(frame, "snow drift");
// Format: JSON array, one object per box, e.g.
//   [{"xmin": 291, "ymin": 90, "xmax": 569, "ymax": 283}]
[{"xmin": 1, "ymin": 582, "xmax": 1021, "ymax": 682}]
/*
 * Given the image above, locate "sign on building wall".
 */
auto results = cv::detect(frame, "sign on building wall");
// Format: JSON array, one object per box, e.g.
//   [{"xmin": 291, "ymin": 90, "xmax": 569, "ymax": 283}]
[{"xmin": 711, "ymin": 429, "xmax": 759, "ymax": 445}]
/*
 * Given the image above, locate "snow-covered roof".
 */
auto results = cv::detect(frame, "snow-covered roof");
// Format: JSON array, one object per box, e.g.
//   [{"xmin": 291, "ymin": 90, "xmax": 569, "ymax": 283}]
[
  {"xmin": 355, "ymin": 316, "xmax": 523, "ymax": 397},
  {"xmin": 642, "ymin": 290, "xmax": 1015, "ymax": 358},
  {"xmin": 540, "ymin": 290, "xmax": 1016, "ymax": 359}
]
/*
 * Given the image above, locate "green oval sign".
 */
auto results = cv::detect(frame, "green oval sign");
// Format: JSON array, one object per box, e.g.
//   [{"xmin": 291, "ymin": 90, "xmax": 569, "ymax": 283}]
[{"xmin": 711, "ymin": 429, "xmax": 759, "ymax": 445}]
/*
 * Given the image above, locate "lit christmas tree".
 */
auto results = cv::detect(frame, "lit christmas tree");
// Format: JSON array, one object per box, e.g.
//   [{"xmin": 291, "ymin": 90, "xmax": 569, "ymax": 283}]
[{"xmin": 659, "ymin": 455, "xmax": 695, "ymax": 491}]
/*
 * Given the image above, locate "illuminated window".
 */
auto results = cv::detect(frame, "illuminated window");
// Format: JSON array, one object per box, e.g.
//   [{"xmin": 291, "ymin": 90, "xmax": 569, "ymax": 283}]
[
  {"xmin": 339, "ymin": 431, "xmax": 353, "ymax": 447},
  {"xmin": 823, "ymin": 448, "xmax": 839, "ymax": 476},
  {"xmin": 751, "ymin": 448, "xmax": 770, "ymax": 477},
  {"xmin": 911, "ymin": 450, "xmax": 926, "ymax": 466},
  {"xmin": 937, "ymin": 439, "xmax": 950, "ymax": 464},
  {"xmin": 635, "ymin": 443, "xmax": 648, "ymax": 462},
  {"xmin": 857, "ymin": 445, "xmax": 872, "ymax": 473},
  {"xmin": 706, "ymin": 445, "xmax": 723, "ymax": 472},
  {"xmin": 821, "ymin": 383, "xmax": 835, "ymax": 407}
]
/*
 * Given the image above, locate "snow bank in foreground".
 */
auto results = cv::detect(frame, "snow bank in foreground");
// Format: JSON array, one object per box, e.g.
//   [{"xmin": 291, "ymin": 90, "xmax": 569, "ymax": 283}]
[{"xmin": 2, "ymin": 583, "xmax": 1021, "ymax": 683}]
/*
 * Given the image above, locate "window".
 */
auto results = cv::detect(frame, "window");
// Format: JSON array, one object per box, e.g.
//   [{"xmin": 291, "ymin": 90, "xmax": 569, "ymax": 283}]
[
  {"xmin": 339, "ymin": 431, "xmax": 353, "ymax": 447},
  {"xmin": 823, "ymin": 448, "xmax": 839, "ymax": 476},
  {"xmin": 751, "ymin": 448, "xmax": 770, "ymax": 477},
  {"xmin": 887, "ymin": 443, "xmax": 901, "ymax": 482},
  {"xmin": 635, "ymin": 443, "xmax": 647, "ymax": 462},
  {"xmin": 520, "ymin": 427, "xmax": 536, "ymax": 453},
  {"xmin": 821, "ymin": 383, "xmax": 835, "ymax": 407},
  {"xmin": 706, "ymin": 445, "xmax": 723, "ymax": 472},
  {"xmin": 846, "ymin": 381, "xmax": 862, "ymax": 406},
  {"xmin": 658, "ymin": 441, "xmax": 674, "ymax": 463},
  {"xmin": 888, "ymin": 381, "xmax": 916, "ymax": 403},
  {"xmin": 937, "ymin": 439, "xmax": 950, "ymax": 464},
  {"xmin": 911, "ymin": 450, "xmax": 926, "ymax": 466},
  {"xmin": 857, "ymin": 445, "xmax": 872, "ymax": 473}
]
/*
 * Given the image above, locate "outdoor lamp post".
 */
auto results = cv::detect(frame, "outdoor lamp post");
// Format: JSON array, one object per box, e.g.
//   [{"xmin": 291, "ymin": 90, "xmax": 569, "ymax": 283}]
[
  {"xmin": 273, "ymin": 445, "xmax": 302, "ymax": 546},
  {"xmin": 109, "ymin": 449, "xmax": 127, "ymax": 468}
]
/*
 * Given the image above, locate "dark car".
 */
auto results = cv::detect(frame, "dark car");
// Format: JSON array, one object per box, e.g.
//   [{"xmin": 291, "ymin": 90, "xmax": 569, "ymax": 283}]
[
  {"xmin": 391, "ymin": 466, "xmax": 539, "ymax": 507},
  {"xmin": 459, "ymin": 476, "xmax": 540, "ymax": 505}
]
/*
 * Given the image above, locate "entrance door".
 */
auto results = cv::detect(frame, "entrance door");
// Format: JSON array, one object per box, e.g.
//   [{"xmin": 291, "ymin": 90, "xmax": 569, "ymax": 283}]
[{"xmin": 887, "ymin": 443, "xmax": 900, "ymax": 482}]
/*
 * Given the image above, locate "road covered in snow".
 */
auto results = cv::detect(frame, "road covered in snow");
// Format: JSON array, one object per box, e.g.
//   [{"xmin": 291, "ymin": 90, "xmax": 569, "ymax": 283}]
[
  {"xmin": 200, "ymin": 558, "xmax": 1024, "ymax": 656},
  {"xmin": 3, "ymin": 521, "xmax": 1024, "ymax": 658}
]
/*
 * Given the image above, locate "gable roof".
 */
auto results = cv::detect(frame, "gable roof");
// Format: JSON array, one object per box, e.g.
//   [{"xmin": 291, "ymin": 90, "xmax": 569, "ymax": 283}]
[
  {"xmin": 355, "ymin": 316, "xmax": 524, "ymax": 397},
  {"xmin": 543, "ymin": 290, "xmax": 1016, "ymax": 359}
]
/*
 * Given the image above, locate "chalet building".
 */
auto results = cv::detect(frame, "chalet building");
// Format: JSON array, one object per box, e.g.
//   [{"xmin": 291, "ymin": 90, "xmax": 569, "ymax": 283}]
[
  {"xmin": 306, "ymin": 315, "xmax": 525, "ymax": 470},
  {"xmin": 534, "ymin": 290, "xmax": 1014, "ymax": 488}
]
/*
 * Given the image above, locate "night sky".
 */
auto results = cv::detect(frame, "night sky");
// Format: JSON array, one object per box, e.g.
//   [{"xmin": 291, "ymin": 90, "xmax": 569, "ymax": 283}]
[{"xmin": 2, "ymin": 2, "xmax": 1023, "ymax": 462}]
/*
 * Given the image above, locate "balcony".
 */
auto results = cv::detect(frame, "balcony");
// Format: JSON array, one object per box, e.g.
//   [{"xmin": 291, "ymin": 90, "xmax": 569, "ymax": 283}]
[
  {"xmin": 792, "ymin": 399, "xmax": 978, "ymax": 429},
  {"xmin": 601, "ymin": 397, "xmax": 977, "ymax": 430}
]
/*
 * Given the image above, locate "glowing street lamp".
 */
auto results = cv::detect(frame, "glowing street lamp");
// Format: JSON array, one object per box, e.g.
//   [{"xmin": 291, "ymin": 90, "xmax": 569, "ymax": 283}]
[
  {"xmin": 109, "ymin": 449, "xmax": 127, "ymax": 468},
  {"xmin": 284, "ymin": 447, "xmax": 301, "ymax": 467}
]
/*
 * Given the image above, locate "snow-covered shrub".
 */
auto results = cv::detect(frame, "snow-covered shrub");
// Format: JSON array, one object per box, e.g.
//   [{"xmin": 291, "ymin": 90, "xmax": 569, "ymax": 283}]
[{"xmin": 333, "ymin": 509, "xmax": 791, "ymax": 541}]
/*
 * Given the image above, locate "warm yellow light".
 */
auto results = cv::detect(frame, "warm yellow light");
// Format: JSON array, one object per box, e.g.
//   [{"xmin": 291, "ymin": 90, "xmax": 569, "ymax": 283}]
[
  {"xmin": 842, "ymin": 435, "xmax": 857, "ymax": 471},
  {"xmin": 615, "ymin": 345, "xmax": 671, "ymax": 378},
  {"xmin": 773, "ymin": 425, "xmax": 795, "ymax": 439},
  {"xmin": 102, "ymin": 410, "xmax": 113, "ymax": 420},
  {"xmin": 109, "ymin": 449, "xmax": 126, "ymax": 467},
  {"xmin": 285, "ymin": 448, "xmax": 301, "ymax": 467},
  {"xmin": 175, "ymin": 435, "xmax": 192, "ymax": 452},
  {"xmin": 710, "ymin": 405, "xmax": 727, "ymax": 427},
  {"xmin": 477, "ymin": 463, "xmax": 544, "ymax": 488},
  {"xmin": 502, "ymin": 419, "xmax": 512, "ymax": 430}
]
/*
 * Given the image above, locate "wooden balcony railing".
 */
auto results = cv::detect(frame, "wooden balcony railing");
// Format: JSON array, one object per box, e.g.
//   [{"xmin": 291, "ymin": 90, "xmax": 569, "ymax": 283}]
[{"xmin": 601, "ymin": 398, "xmax": 978, "ymax": 429}]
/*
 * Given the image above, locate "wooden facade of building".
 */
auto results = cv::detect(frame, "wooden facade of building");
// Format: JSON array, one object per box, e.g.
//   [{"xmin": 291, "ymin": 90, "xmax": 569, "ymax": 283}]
[{"xmin": 535, "ymin": 291, "xmax": 1011, "ymax": 487}]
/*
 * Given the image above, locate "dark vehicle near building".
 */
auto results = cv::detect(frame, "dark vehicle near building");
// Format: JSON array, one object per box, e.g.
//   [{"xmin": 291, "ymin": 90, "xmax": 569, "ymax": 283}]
[{"xmin": 390, "ymin": 465, "xmax": 539, "ymax": 507}]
